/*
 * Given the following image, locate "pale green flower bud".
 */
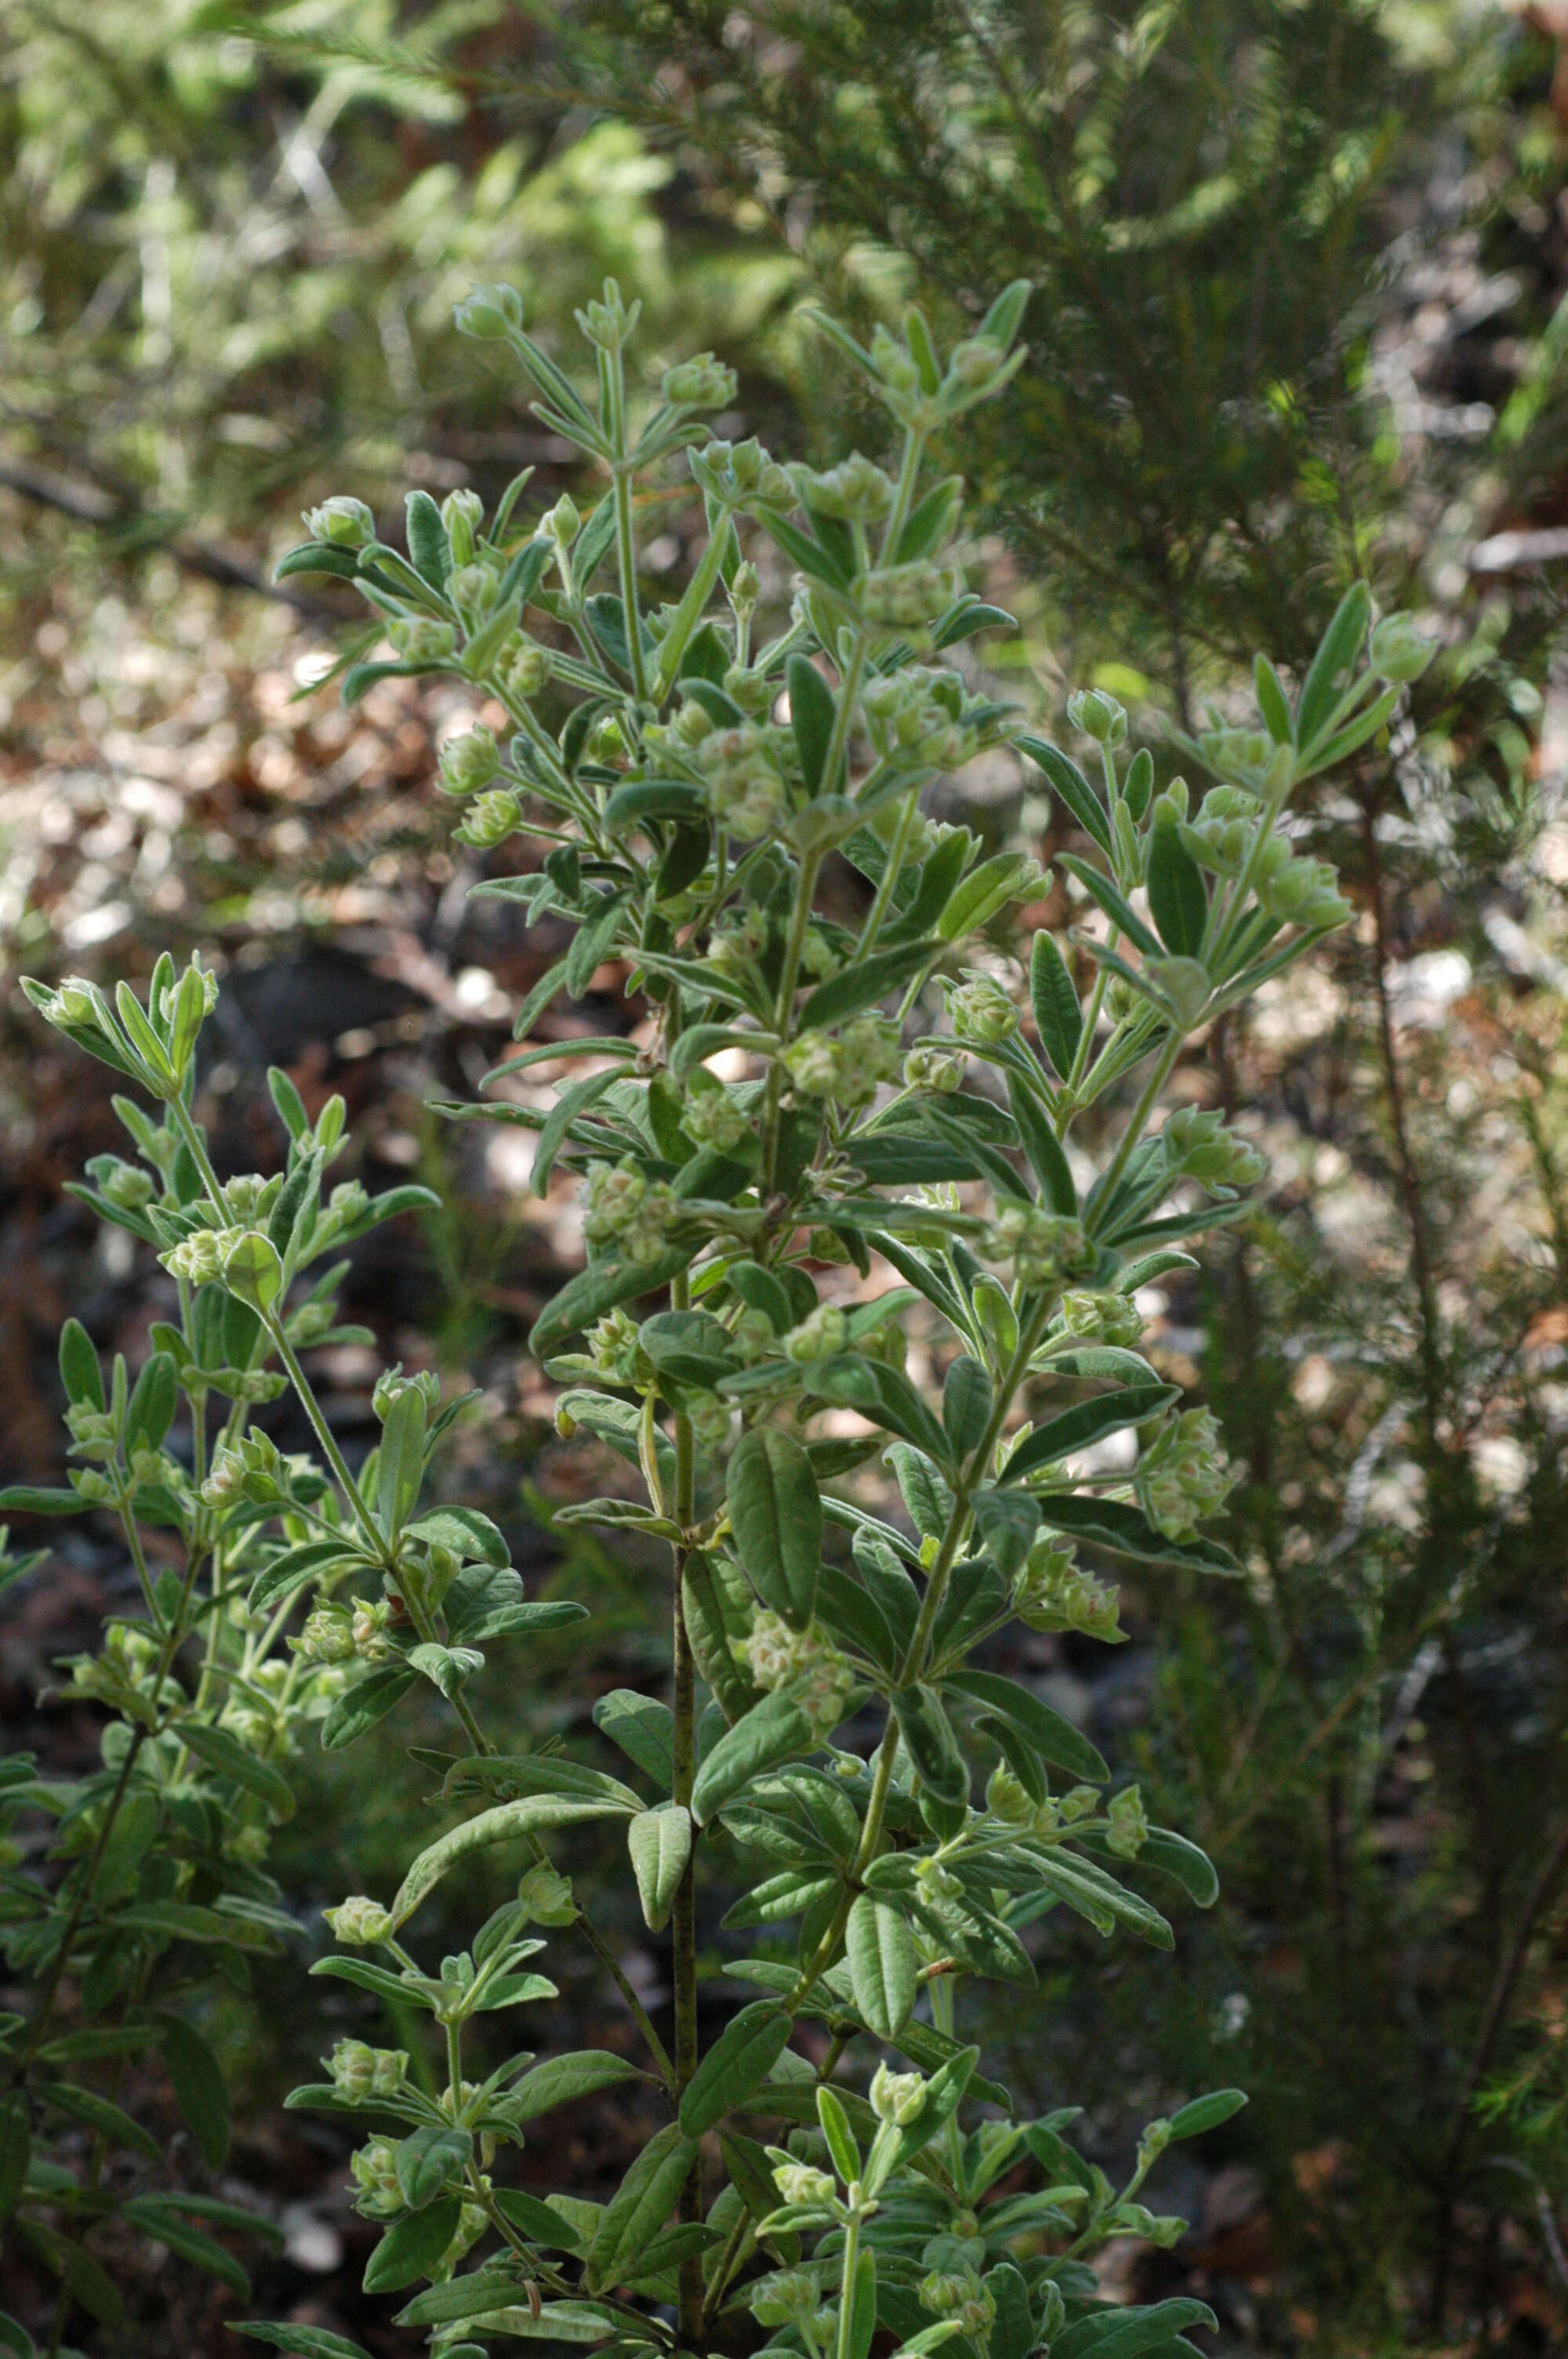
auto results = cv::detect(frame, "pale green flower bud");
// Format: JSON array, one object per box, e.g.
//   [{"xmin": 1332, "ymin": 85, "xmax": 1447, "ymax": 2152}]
[
  {"xmin": 985, "ymin": 1762, "xmax": 1036, "ymax": 1825},
  {"xmin": 797, "ymin": 453, "xmax": 895, "ymax": 522},
  {"xmin": 1058, "ymin": 1289, "xmax": 1143, "ymax": 1348},
  {"xmin": 903, "ymin": 1046, "xmax": 964, "ymax": 1095},
  {"xmin": 750, "ymin": 2270, "xmax": 818, "ymax": 2326},
  {"xmin": 546, "ymin": 493, "xmax": 581, "ymax": 546},
  {"xmin": 947, "ymin": 334, "xmax": 1006, "ymax": 387},
  {"xmin": 684, "ymin": 1068, "xmax": 749, "ymax": 1153},
  {"xmin": 1368, "ymin": 613, "xmax": 1434, "ymax": 685},
  {"xmin": 454, "ymin": 282, "xmax": 525, "ymax": 340},
  {"xmin": 437, "ymin": 725, "xmax": 502, "ymax": 798},
  {"xmin": 1107, "ymin": 1782, "xmax": 1150, "ymax": 1859},
  {"xmin": 295, "ymin": 1604, "xmax": 356, "ymax": 1666},
  {"xmin": 455, "ymin": 787, "xmax": 523, "ymax": 849},
  {"xmin": 663, "ymin": 354, "xmax": 738, "ymax": 410},
  {"xmin": 517, "ymin": 1864, "xmax": 576, "ymax": 1925},
  {"xmin": 772, "ymin": 2160, "xmax": 837, "ymax": 2208},
  {"xmin": 859, "ymin": 560, "xmax": 954, "ymax": 627},
  {"xmin": 325, "ymin": 1895, "xmax": 394, "ymax": 1946},
  {"xmin": 349, "ymin": 2134, "xmax": 404, "ymax": 2217},
  {"xmin": 388, "ymin": 617, "xmax": 458, "ymax": 664},
  {"xmin": 869, "ymin": 2062, "xmax": 926, "ymax": 2124},
  {"xmin": 504, "ymin": 638, "xmax": 551, "ymax": 699},
  {"xmin": 782, "ymin": 1304, "xmax": 848, "ymax": 1362},
  {"xmin": 441, "ymin": 487, "xmax": 485, "ymax": 563},
  {"xmin": 1066, "ymin": 688, "xmax": 1127, "ymax": 745},
  {"xmin": 302, "ymin": 496, "xmax": 375, "ymax": 548},
  {"xmin": 946, "ymin": 970, "xmax": 1019, "ymax": 1045},
  {"xmin": 986, "ymin": 1207, "xmax": 1092, "ymax": 1289},
  {"xmin": 100, "ymin": 1162, "xmax": 156, "ymax": 1210}
]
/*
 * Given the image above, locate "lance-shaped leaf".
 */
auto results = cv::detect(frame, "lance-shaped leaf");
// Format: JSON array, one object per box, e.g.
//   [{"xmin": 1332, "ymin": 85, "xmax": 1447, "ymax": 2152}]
[
  {"xmin": 391, "ymin": 1795, "xmax": 631, "ymax": 1927},
  {"xmin": 363, "ymin": 2195, "xmax": 462, "ymax": 2293},
  {"xmin": 1033, "ymin": 1491, "xmax": 1240, "ymax": 1574},
  {"xmin": 586, "ymin": 2123, "xmax": 699, "ymax": 2292},
  {"xmin": 797, "ymin": 940, "xmax": 937, "ymax": 1030},
  {"xmin": 1018, "ymin": 738, "xmax": 1112, "ymax": 856},
  {"xmin": 507, "ymin": 2052, "xmax": 649, "ymax": 2123},
  {"xmin": 629, "ymin": 1804, "xmax": 691, "ymax": 1932},
  {"xmin": 1029, "ymin": 929, "xmax": 1083, "ymax": 1078},
  {"xmin": 788, "ymin": 653, "xmax": 837, "ymax": 793},
  {"xmin": 691, "ymin": 1693, "xmax": 815, "ymax": 1824},
  {"xmin": 942, "ymin": 1669, "xmax": 1109, "ymax": 1784},
  {"xmin": 678, "ymin": 2001, "xmax": 793, "ymax": 2137},
  {"xmin": 846, "ymin": 1892, "xmax": 917, "ymax": 2037},
  {"xmin": 1000, "ymin": 1384, "xmax": 1177, "ymax": 1482},
  {"xmin": 726, "ymin": 1427, "xmax": 822, "ymax": 1631},
  {"xmin": 529, "ymin": 1244, "xmax": 693, "ymax": 1359},
  {"xmin": 891, "ymin": 1683, "xmax": 969, "ymax": 1805}
]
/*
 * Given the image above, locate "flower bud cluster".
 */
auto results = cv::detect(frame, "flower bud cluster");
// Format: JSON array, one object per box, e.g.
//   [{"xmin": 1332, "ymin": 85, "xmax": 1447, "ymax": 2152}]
[
  {"xmin": 985, "ymin": 1209, "xmax": 1093, "ymax": 1290},
  {"xmin": 1136, "ymin": 1406, "xmax": 1235, "ymax": 1539},
  {"xmin": 1067, "ymin": 687, "xmax": 1127, "ymax": 745},
  {"xmin": 694, "ymin": 724, "xmax": 789, "ymax": 839},
  {"xmin": 437, "ymin": 726, "xmax": 503, "ymax": 798},
  {"xmin": 1106, "ymin": 1782, "xmax": 1150, "ymax": 1859},
  {"xmin": 1161, "ymin": 1106, "xmax": 1268, "ymax": 1191},
  {"xmin": 771, "ymin": 2158, "xmax": 837, "ymax": 2209},
  {"xmin": 685, "ymin": 1391, "xmax": 735, "ymax": 1457},
  {"xmin": 582, "ymin": 1158, "xmax": 678, "ymax": 1265},
  {"xmin": 1014, "ymin": 1541, "xmax": 1122, "ymax": 1641},
  {"xmin": 389, "ymin": 617, "xmax": 458, "ymax": 664},
  {"xmin": 95, "ymin": 1160, "xmax": 158, "ymax": 1214},
  {"xmin": 860, "ymin": 667, "xmax": 978, "ymax": 769},
  {"xmin": 741, "ymin": 1611, "xmax": 856, "ymax": 1739},
  {"xmin": 1058, "ymin": 1289, "xmax": 1144, "ymax": 1348},
  {"xmin": 329, "ymin": 2039, "xmax": 408, "ymax": 2099},
  {"xmin": 662, "ymin": 354, "xmax": 738, "ymax": 410},
  {"xmin": 783, "ymin": 1019, "xmax": 902, "ymax": 1110},
  {"xmin": 517, "ymin": 1863, "xmax": 576, "ymax": 1925},
  {"xmin": 683, "ymin": 1068, "xmax": 750, "ymax": 1152},
  {"xmin": 325, "ymin": 1895, "xmax": 394, "ymax": 1946},
  {"xmin": 587, "ymin": 1306, "xmax": 644, "ymax": 1383},
  {"xmin": 349, "ymin": 2135, "xmax": 404, "ymax": 2218},
  {"xmin": 920, "ymin": 2267, "xmax": 996, "ymax": 2334},
  {"xmin": 793, "ymin": 453, "xmax": 895, "ymax": 522},
  {"xmin": 946, "ymin": 971, "xmax": 1018, "ymax": 1045},
  {"xmin": 200, "ymin": 1431, "xmax": 286, "ymax": 1508},
  {"xmin": 782, "ymin": 1303, "xmax": 848, "ymax": 1362},
  {"xmin": 750, "ymin": 2270, "xmax": 819, "ymax": 2327},
  {"xmin": 303, "ymin": 496, "xmax": 375, "ymax": 548},
  {"xmin": 1368, "ymin": 613, "xmax": 1434, "ymax": 685},
  {"xmin": 902, "ymin": 1045, "xmax": 965, "ymax": 1095},
  {"xmin": 690, "ymin": 437, "xmax": 793, "ymax": 511},
  {"xmin": 292, "ymin": 1603, "xmax": 358, "ymax": 1667},
  {"xmin": 455, "ymin": 787, "xmax": 524, "ymax": 849},
  {"xmin": 858, "ymin": 560, "xmax": 956, "ymax": 628},
  {"xmin": 869, "ymin": 2061, "xmax": 926, "ymax": 2123}
]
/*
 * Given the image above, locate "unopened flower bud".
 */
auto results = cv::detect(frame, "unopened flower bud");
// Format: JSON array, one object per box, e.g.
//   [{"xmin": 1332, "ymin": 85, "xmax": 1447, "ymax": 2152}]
[
  {"xmin": 325, "ymin": 1895, "xmax": 394, "ymax": 1946},
  {"xmin": 869, "ymin": 2062, "xmax": 926, "ymax": 2124},
  {"xmin": 302, "ymin": 496, "xmax": 375, "ymax": 548},
  {"xmin": 455, "ymin": 282, "xmax": 525, "ymax": 341}
]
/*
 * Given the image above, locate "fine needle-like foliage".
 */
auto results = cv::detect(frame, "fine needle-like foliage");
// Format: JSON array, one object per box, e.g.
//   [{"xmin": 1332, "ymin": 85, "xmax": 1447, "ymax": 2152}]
[{"xmin": 4, "ymin": 278, "xmax": 1430, "ymax": 2358}]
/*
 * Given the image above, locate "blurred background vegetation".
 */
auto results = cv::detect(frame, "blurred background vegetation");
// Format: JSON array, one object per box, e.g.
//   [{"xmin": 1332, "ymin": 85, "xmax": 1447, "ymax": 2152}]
[{"xmin": 3, "ymin": 2, "xmax": 1568, "ymax": 2352}]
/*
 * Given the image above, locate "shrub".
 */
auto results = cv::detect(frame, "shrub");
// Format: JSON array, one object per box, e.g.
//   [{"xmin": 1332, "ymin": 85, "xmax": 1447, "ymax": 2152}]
[{"xmin": 3, "ymin": 278, "xmax": 1428, "ymax": 2356}]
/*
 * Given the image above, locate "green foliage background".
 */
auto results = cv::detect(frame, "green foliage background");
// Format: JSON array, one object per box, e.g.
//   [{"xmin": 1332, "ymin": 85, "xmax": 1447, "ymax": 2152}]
[{"xmin": 3, "ymin": 1, "xmax": 1568, "ymax": 2350}]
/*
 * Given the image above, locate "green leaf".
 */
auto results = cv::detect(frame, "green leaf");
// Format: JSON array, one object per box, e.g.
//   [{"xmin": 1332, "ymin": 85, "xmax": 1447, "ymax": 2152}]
[
  {"xmin": 943, "ymin": 1368, "xmax": 990, "ymax": 1452},
  {"xmin": 593, "ymin": 1690, "xmax": 676, "ymax": 1788},
  {"xmin": 396, "ymin": 2125, "xmax": 472, "ymax": 2209},
  {"xmin": 404, "ymin": 489, "xmax": 452, "ymax": 588},
  {"xmin": 529, "ymin": 1066, "xmax": 626, "ymax": 1198},
  {"xmin": 942, "ymin": 1669, "xmax": 1109, "ymax": 1783},
  {"xmin": 788, "ymin": 654, "xmax": 837, "ymax": 794},
  {"xmin": 971, "ymin": 1487, "xmax": 1040, "ymax": 1581},
  {"xmin": 234, "ymin": 2328, "xmax": 374, "ymax": 2359},
  {"xmin": 895, "ymin": 475, "xmax": 963, "ymax": 563},
  {"xmin": 891, "ymin": 1683, "xmax": 969, "ymax": 1805},
  {"xmin": 392, "ymin": 1795, "xmax": 631, "ymax": 1925},
  {"xmin": 1295, "ymin": 583, "xmax": 1371, "ymax": 750},
  {"xmin": 846, "ymin": 1892, "xmax": 917, "ymax": 2037},
  {"xmin": 817, "ymin": 2083, "xmax": 861, "ymax": 2183},
  {"xmin": 376, "ymin": 1383, "xmax": 426, "ymax": 1542},
  {"xmin": 529, "ymin": 1245, "xmax": 693, "ymax": 1360},
  {"xmin": 404, "ymin": 1507, "xmax": 510, "ymax": 1566},
  {"xmin": 629, "ymin": 1803, "xmax": 691, "ymax": 1932},
  {"xmin": 152, "ymin": 2012, "xmax": 230, "ymax": 2168},
  {"xmin": 1145, "ymin": 806, "xmax": 1208, "ymax": 958},
  {"xmin": 586, "ymin": 2122, "xmax": 699, "ymax": 2292},
  {"xmin": 176, "ymin": 1719, "xmax": 295, "ymax": 1820},
  {"xmin": 1254, "ymin": 652, "xmax": 1293, "ymax": 744},
  {"xmin": 1005, "ymin": 1076, "xmax": 1078, "ymax": 1215},
  {"xmin": 1029, "ymin": 931, "xmax": 1083, "ymax": 1078},
  {"xmin": 320, "ymin": 1665, "xmax": 416, "ymax": 1750},
  {"xmin": 1169, "ymin": 2087, "xmax": 1247, "ymax": 2139},
  {"xmin": 847, "ymin": 2244, "xmax": 877, "ymax": 2359},
  {"xmin": 1001, "ymin": 1384, "xmax": 1177, "ymax": 1481},
  {"xmin": 727, "ymin": 1427, "xmax": 822, "ymax": 1631},
  {"xmin": 797, "ymin": 940, "xmax": 936, "ymax": 1030},
  {"xmin": 0, "ymin": 1486, "xmax": 82, "ymax": 1515},
  {"xmin": 507, "ymin": 2052, "xmax": 648, "ymax": 2125},
  {"xmin": 363, "ymin": 2195, "xmax": 462, "ymax": 2293},
  {"xmin": 59, "ymin": 1318, "xmax": 103, "ymax": 1410},
  {"xmin": 691, "ymin": 1693, "xmax": 814, "ymax": 1825},
  {"xmin": 122, "ymin": 2201, "xmax": 253, "ymax": 2295},
  {"xmin": 1018, "ymin": 738, "xmax": 1112, "ymax": 856},
  {"xmin": 247, "ymin": 1538, "xmax": 365, "ymax": 1617},
  {"xmin": 1033, "ymin": 1492, "xmax": 1240, "ymax": 1575},
  {"xmin": 757, "ymin": 507, "xmax": 851, "ymax": 591},
  {"xmin": 16, "ymin": 2221, "xmax": 124, "ymax": 2326},
  {"xmin": 0, "ymin": 2097, "xmax": 28, "ymax": 2223},
  {"xmin": 492, "ymin": 2190, "xmax": 583, "ymax": 2249},
  {"xmin": 1054, "ymin": 2297, "xmax": 1217, "ymax": 2359},
  {"xmin": 40, "ymin": 2081, "xmax": 159, "ymax": 2161},
  {"xmin": 679, "ymin": 2002, "xmax": 793, "ymax": 2137},
  {"xmin": 1057, "ymin": 855, "xmax": 1164, "ymax": 961}
]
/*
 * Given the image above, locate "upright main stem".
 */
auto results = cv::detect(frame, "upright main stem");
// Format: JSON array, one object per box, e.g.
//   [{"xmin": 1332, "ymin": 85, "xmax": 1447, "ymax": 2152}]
[{"xmin": 667, "ymin": 1267, "xmax": 704, "ymax": 2346}]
